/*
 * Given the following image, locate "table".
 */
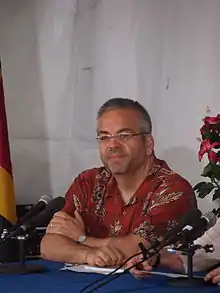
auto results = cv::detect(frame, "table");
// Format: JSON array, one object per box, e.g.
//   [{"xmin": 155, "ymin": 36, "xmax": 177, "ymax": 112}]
[{"xmin": 0, "ymin": 260, "xmax": 219, "ymax": 293}]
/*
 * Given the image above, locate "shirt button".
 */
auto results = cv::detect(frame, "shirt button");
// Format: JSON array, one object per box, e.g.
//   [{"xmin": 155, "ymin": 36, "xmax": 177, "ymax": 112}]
[{"xmin": 122, "ymin": 211, "xmax": 127, "ymax": 216}]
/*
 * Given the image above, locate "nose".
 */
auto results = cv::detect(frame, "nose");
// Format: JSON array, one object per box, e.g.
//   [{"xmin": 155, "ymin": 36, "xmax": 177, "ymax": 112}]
[{"xmin": 106, "ymin": 137, "xmax": 122, "ymax": 149}]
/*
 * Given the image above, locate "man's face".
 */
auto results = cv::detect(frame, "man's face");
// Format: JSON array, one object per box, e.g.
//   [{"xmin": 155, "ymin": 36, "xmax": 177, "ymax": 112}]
[{"xmin": 97, "ymin": 108, "xmax": 154, "ymax": 175}]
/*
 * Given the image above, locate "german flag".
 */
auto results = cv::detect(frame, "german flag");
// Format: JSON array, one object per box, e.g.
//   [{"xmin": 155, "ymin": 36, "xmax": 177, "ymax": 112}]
[{"xmin": 0, "ymin": 59, "xmax": 16, "ymax": 224}]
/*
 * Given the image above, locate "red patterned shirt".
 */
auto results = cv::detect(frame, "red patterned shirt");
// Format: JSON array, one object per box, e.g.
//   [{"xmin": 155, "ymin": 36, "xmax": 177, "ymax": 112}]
[{"xmin": 63, "ymin": 157, "xmax": 196, "ymax": 242}]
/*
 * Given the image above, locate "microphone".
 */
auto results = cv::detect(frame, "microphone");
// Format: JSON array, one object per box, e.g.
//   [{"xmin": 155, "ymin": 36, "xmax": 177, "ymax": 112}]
[
  {"xmin": 27, "ymin": 196, "xmax": 65, "ymax": 227},
  {"xmin": 162, "ymin": 209, "xmax": 202, "ymax": 245},
  {"xmin": 139, "ymin": 209, "xmax": 202, "ymax": 259},
  {"xmin": 13, "ymin": 195, "xmax": 52, "ymax": 230},
  {"xmin": 201, "ymin": 210, "xmax": 217, "ymax": 228},
  {"xmin": 176, "ymin": 210, "xmax": 217, "ymax": 245},
  {"xmin": 1, "ymin": 197, "xmax": 65, "ymax": 243}
]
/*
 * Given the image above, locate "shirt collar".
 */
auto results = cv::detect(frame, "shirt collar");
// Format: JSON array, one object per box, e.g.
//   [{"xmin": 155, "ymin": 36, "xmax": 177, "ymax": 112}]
[{"xmin": 104, "ymin": 156, "xmax": 167, "ymax": 201}]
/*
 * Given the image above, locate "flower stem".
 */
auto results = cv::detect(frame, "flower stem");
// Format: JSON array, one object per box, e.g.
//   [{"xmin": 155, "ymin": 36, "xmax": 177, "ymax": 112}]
[{"xmin": 213, "ymin": 178, "xmax": 220, "ymax": 189}]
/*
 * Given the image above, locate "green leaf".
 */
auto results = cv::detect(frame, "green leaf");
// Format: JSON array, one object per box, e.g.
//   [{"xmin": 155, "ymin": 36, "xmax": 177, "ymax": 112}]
[
  {"xmin": 211, "ymin": 132, "xmax": 220, "ymax": 143},
  {"xmin": 202, "ymin": 133, "xmax": 212, "ymax": 140},
  {"xmin": 198, "ymin": 189, "xmax": 213, "ymax": 198},
  {"xmin": 195, "ymin": 182, "xmax": 215, "ymax": 198},
  {"xmin": 203, "ymin": 130, "xmax": 220, "ymax": 143},
  {"xmin": 212, "ymin": 189, "xmax": 220, "ymax": 201},
  {"xmin": 193, "ymin": 182, "xmax": 207, "ymax": 191},
  {"xmin": 202, "ymin": 162, "xmax": 214, "ymax": 177},
  {"xmin": 212, "ymin": 165, "xmax": 220, "ymax": 180}
]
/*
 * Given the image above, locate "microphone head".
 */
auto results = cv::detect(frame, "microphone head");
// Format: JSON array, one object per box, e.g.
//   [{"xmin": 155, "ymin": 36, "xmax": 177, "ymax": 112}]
[
  {"xmin": 12, "ymin": 195, "xmax": 53, "ymax": 229},
  {"xmin": 2, "ymin": 197, "xmax": 66, "ymax": 243},
  {"xmin": 31, "ymin": 196, "xmax": 65, "ymax": 227},
  {"xmin": 176, "ymin": 210, "xmax": 217, "ymax": 246},
  {"xmin": 180, "ymin": 209, "xmax": 202, "ymax": 226},
  {"xmin": 39, "ymin": 194, "xmax": 53, "ymax": 204},
  {"xmin": 42, "ymin": 196, "xmax": 65, "ymax": 214},
  {"xmin": 202, "ymin": 211, "xmax": 217, "ymax": 229}
]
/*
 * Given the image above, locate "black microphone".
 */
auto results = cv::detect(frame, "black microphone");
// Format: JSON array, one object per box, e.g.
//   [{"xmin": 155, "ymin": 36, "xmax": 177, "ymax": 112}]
[
  {"xmin": 162, "ymin": 209, "xmax": 202, "ymax": 245},
  {"xmin": 176, "ymin": 210, "xmax": 217, "ymax": 245},
  {"xmin": 13, "ymin": 195, "xmax": 52, "ymax": 231},
  {"xmin": 27, "ymin": 196, "xmax": 65, "ymax": 227},
  {"xmin": 138, "ymin": 209, "xmax": 202, "ymax": 259},
  {"xmin": 1, "ymin": 197, "xmax": 65, "ymax": 243}
]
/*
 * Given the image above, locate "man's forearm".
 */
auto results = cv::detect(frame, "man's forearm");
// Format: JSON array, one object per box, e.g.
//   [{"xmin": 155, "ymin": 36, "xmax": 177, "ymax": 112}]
[
  {"xmin": 41, "ymin": 234, "xmax": 91, "ymax": 264},
  {"xmin": 159, "ymin": 250, "xmax": 185, "ymax": 272},
  {"xmin": 83, "ymin": 237, "xmax": 108, "ymax": 248},
  {"xmin": 84, "ymin": 234, "xmax": 147, "ymax": 258}
]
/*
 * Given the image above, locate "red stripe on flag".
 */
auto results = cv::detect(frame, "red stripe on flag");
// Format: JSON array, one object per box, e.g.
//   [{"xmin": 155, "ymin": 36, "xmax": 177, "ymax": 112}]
[{"xmin": 0, "ymin": 73, "xmax": 12, "ymax": 175}]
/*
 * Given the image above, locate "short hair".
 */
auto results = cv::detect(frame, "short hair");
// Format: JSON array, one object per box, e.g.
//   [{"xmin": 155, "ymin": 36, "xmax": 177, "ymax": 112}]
[{"xmin": 97, "ymin": 97, "xmax": 152, "ymax": 133}]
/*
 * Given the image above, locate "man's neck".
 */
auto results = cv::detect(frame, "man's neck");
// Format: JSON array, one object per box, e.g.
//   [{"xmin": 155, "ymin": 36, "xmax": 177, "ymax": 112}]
[{"xmin": 114, "ymin": 155, "xmax": 155, "ymax": 203}]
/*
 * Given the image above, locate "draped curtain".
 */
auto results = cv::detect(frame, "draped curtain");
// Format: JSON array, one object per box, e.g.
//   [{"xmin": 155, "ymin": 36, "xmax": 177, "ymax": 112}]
[{"xmin": 0, "ymin": 0, "xmax": 219, "ymax": 212}]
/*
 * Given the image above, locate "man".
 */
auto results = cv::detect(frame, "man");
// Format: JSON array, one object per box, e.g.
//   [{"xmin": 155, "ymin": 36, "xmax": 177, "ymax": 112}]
[
  {"xmin": 127, "ymin": 217, "xmax": 220, "ymax": 285},
  {"xmin": 41, "ymin": 97, "xmax": 196, "ymax": 267}
]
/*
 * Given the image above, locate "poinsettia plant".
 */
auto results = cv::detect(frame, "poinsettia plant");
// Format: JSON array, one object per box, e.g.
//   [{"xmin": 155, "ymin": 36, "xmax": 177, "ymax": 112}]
[{"xmin": 194, "ymin": 114, "xmax": 220, "ymax": 200}]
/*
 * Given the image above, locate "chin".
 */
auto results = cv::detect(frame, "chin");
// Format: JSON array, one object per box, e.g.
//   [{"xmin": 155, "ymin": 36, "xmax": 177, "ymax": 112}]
[
  {"xmin": 103, "ymin": 161, "xmax": 129, "ymax": 175},
  {"xmin": 108, "ymin": 168, "xmax": 128, "ymax": 175}
]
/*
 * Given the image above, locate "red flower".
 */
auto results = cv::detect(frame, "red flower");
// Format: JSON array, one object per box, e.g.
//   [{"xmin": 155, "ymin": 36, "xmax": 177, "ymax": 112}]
[
  {"xmin": 208, "ymin": 151, "xmax": 220, "ymax": 163},
  {"xmin": 204, "ymin": 114, "xmax": 220, "ymax": 125},
  {"xmin": 198, "ymin": 139, "xmax": 220, "ymax": 162}
]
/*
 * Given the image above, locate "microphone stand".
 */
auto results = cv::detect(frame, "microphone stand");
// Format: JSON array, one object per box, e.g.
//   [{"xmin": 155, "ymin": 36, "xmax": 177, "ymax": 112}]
[
  {"xmin": 167, "ymin": 243, "xmax": 214, "ymax": 287},
  {"xmin": 0, "ymin": 229, "xmax": 46, "ymax": 274},
  {"xmin": 139, "ymin": 240, "xmax": 214, "ymax": 288}
]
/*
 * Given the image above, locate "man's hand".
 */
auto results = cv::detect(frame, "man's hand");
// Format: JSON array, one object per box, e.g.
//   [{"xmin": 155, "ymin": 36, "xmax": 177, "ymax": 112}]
[
  {"xmin": 125, "ymin": 254, "xmax": 157, "ymax": 279},
  {"xmin": 46, "ymin": 210, "xmax": 85, "ymax": 241},
  {"xmin": 85, "ymin": 246, "xmax": 125, "ymax": 267},
  {"xmin": 204, "ymin": 267, "xmax": 220, "ymax": 285}
]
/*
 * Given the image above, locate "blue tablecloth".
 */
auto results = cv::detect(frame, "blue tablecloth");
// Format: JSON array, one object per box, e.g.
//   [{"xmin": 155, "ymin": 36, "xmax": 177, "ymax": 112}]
[{"xmin": 0, "ymin": 260, "xmax": 219, "ymax": 293}]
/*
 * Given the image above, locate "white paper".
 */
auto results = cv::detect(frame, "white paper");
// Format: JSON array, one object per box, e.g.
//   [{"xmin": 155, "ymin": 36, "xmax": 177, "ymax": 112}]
[
  {"xmin": 146, "ymin": 271, "xmax": 203, "ymax": 279},
  {"xmin": 60, "ymin": 264, "xmax": 204, "ymax": 279},
  {"xmin": 60, "ymin": 263, "xmax": 124, "ymax": 275}
]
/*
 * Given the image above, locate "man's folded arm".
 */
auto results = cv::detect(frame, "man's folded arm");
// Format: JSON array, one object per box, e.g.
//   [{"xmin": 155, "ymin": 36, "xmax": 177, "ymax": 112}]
[
  {"xmin": 83, "ymin": 234, "xmax": 148, "ymax": 258},
  {"xmin": 40, "ymin": 233, "xmax": 89, "ymax": 264}
]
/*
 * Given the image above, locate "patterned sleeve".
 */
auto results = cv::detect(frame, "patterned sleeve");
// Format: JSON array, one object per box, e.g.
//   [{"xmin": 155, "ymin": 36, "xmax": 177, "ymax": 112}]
[
  {"xmin": 62, "ymin": 169, "xmax": 96, "ymax": 217},
  {"xmin": 131, "ymin": 176, "xmax": 196, "ymax": 242}
]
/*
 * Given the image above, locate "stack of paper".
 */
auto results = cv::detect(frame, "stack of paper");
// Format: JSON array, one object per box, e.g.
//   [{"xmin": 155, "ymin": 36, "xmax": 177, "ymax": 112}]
[{"xmin": 60, "ymin": 263, "xmax": 124, "ymax": 275}]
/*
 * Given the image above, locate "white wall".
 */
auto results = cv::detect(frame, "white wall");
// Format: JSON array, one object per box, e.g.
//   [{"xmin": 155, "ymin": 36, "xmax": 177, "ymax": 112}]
[{"xmin": 0, "ymin": 0, "xmax": 219, "ymax": 212}]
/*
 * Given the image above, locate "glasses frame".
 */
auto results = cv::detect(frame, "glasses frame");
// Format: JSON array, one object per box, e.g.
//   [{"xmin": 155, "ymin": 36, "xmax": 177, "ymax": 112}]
[{"xmin": 96, "ymin": 131, "xmax": 149, "ymax": 143}]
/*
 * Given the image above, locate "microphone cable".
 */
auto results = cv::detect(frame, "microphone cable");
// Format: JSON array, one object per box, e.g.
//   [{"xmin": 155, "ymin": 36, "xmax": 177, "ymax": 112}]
[
  {"xmin": 79, "ymin": 209, "xmax": 202, "ymax": 292},
  {"xmin": 79, "ymin": 244, "xmax": 161, "ymax": 293},
  {"xmin": 79, "ymin": 251, "xmax": 142, "ymax": 293}
]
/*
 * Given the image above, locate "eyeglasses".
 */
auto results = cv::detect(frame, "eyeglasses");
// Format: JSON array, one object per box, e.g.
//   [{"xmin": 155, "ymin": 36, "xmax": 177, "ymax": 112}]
[{"xmin": 96, "ymin": 132, "xmax": 149, "ymax": 143}]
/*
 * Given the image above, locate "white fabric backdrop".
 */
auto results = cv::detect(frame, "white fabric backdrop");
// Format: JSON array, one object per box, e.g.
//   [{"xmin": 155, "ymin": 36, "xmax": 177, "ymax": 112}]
[{"xmin": 0, "ymin": 0, "xmax": 219, "ymax": 212}]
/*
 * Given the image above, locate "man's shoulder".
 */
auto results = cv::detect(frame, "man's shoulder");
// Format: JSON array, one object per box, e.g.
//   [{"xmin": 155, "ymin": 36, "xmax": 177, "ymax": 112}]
[
  {"xmin": 75, "ymin": 166, "xmax": 111, "ymax": 182},
  {"xmin": 155, "ymin": 158, "xmax": 193, "ymax": 188},
  {"xmin": 152, "ymin": 158, "xmax": 197, "ymax": 207},
  {"xmin": 66, "ymin": 166, "xmax": 111, "ymax": 194}
]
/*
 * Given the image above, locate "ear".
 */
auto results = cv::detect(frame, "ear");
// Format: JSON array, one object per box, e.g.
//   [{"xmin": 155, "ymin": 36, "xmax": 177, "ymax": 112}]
[{"xmin": 145, "ymin": 135, "xmax": 154, "ymax": 156}]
